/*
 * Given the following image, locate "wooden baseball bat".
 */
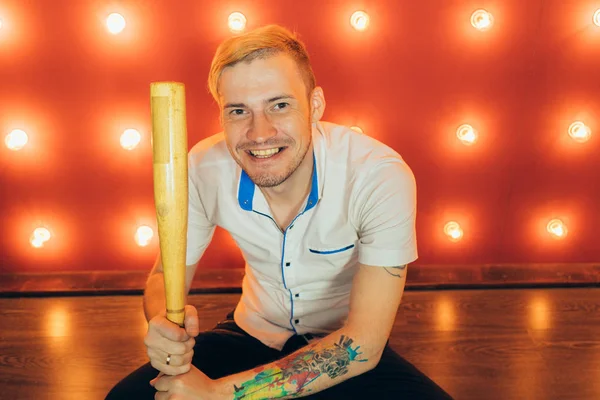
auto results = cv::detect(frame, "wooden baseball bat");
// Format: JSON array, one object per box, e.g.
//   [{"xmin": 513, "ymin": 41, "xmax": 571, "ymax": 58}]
[{"xmin": 150, "ymin": 82, "xmax": 188, "ymax": 327}]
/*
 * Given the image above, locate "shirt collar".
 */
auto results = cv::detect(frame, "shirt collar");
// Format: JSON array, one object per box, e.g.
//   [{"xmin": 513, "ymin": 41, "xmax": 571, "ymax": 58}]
[{"xmin": 237, "ymin": 123, "xmax": 326, "ymax": 212}]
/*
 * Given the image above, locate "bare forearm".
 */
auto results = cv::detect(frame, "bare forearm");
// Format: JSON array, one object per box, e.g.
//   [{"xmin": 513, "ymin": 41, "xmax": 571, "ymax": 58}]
[
  {"xmin": 143, "ymin": 272, "xmax": 167, "ymax": 322},
  {"xmin": 214, "ymin": 327, "xmax": 383, "ymax": 399}
]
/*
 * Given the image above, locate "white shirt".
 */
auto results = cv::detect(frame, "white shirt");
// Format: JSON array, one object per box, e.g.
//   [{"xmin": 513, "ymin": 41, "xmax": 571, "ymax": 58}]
[{"xmin": 186, "ymin": 121, "xmax": 418, "ymax": 350}]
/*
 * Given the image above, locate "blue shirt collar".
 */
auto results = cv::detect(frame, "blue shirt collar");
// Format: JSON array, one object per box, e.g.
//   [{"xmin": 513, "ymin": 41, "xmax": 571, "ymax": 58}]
[{"xmin": 238, "ymin": 150, "xmax": 319, "ymax": 213}]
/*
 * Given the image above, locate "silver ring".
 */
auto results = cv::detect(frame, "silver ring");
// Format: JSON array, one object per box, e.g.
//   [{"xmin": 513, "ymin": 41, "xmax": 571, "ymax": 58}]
[{"xmin": 166, "ymin": 354, "xmax": 171, "ymax": 365}]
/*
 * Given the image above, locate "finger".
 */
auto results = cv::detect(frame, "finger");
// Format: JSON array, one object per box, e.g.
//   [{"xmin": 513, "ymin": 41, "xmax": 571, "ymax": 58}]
[
  {"xmin": 152, "ymin": 373, "xmax": 173, "ymax": 392},
  {"xmin": 156, "ymin": 335, "xmax": 195, "ymax": 356},
  {"xmin": 150, "ymin": 356, "xmax": 192, "ymax": 376},
  {"xmin": 182, "ymin": 336, "xmax": 195, "ymax": 353},
  {"xmin": 150, "ymin": 316, "xmax": 190, "ymax": 342},
  {"xmin": 145, "ymin": 336, "xmax": 183, "ymax": 360},
  {"xmin": 149, "ymin": 371, "xmax": 164, "ymax": 387},
  {"xmin": 154, "ymin": 392, "xmax": 169, "ymax": 400},
  {"xmin": 184, "ymin": 305, "xmax": 200, "ymax": 337},
  {"xmin": 148, "ymin": 348, "xmax": 193, "ymax": 368},
  {"xmin": 145, "ymin": 338, "xmax": 194, "ymax": 371}
]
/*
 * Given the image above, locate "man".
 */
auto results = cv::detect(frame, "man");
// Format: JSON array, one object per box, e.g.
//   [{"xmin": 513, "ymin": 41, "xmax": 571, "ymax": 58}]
[{"xmin": 106, "ymin": 24, "xmax": 453, "ymax": 399}]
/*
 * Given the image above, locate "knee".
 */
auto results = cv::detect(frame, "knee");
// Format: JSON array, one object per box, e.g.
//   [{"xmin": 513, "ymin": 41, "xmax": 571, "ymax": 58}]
[{"xmin": 104, "ymin": 363, "xmax": 158, "ymax": 400}]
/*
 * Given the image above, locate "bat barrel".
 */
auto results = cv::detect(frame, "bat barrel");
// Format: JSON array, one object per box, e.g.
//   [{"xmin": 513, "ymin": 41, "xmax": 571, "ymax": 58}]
[{"xmin": 150, "ymin": 82, "xmax": 188, "ymax": 327}]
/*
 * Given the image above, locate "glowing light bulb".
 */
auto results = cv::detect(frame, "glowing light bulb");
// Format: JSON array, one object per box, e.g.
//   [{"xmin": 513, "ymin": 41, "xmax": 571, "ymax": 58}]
[
  {"xmin": 594, "ymin": 9, "xmax": 600, "ymax": 27},
  {"xmin": 106, "ymin": 13, "xmax": 126, "ymax": 35},
  {"xmin": 547, "ymin": 219, "xmax": 567, "ymax": 239},
  {"xmin": 471, "ymin": 9, "xmax": 494, "ymax": 31},
  {"xmin": 350, "ymin": 126, "xmax": 363, "ymax": 133},
  {"xmin": 456, "ymin": 124, "xmax": 478, "ymax": 145},
  {"xmin": 0, "ymin": 19, "xmax": 3, "ymax": 30},
  {"xmin": 350, "ymin": 11, "xmax": 370, "ymax": 31},
  {"xmin": 120, "ymin": 129, "xmax": 141, "ymax": 150},
  {"xmin": 228, "ymin": 12, "xmax": 246, "ymax": 33},
  {"xmin": 30, "ymin": 227, "xmax": 51, "ymax": 248},
  {"xmin": 135, "ymin": 225, "xmax": 154, "ymax": 247},
  {"xmin": 568, "ymin": 121, "xmax": 591, "ymax": 143},
  {"xmin": 443, "ymin": 221, "xmax": 463, "ymax": 242},
  {"xmin": 5, "ymin": 129, "xmax": 29, "ymax": 150}
]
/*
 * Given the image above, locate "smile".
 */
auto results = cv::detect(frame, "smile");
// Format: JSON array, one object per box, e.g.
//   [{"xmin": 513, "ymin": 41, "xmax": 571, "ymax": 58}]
[{"xmin": 247, "ymin": 147, "xmax": 285, "ymax": 159}]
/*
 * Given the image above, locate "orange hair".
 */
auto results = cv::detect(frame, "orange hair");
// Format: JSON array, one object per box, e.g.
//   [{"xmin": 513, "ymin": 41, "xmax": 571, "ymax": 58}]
[{"xmin": 208, "ymin": 24, "xmax": 317, "ymax": 103}]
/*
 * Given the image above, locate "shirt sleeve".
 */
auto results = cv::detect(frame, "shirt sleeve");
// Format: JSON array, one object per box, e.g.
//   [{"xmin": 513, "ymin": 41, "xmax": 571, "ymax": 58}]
[
  {"xmin": 185, "ymin": 170, "xmax": 217, "ymax": 266},
  {"xmin": 354, "ymin": 159, "xmax": 418, "ymax": 267}
]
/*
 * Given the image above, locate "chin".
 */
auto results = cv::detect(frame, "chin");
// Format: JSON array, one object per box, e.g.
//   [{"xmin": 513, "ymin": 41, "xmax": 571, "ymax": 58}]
[{"xmin": 248, "ymin": 171, "xmax": 290, "ymax": 188}]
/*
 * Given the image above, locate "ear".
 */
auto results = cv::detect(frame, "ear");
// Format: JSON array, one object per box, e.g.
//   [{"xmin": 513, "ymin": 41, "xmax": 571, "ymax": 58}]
[{"xmin": 309, "ymin": 87, "xmax": 326, "ymax": 123}]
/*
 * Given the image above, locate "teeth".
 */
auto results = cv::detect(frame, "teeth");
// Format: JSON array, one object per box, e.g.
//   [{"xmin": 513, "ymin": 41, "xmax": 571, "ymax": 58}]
[{"xmin": 249, "ymin": 148, "xmax": 281, "ymax": 158}]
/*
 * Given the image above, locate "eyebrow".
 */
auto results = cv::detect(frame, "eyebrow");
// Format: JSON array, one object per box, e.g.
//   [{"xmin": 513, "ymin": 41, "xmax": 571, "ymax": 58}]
[{"xmin": 223, "ymin": 94, "xmax": 296, "ymax": 109}]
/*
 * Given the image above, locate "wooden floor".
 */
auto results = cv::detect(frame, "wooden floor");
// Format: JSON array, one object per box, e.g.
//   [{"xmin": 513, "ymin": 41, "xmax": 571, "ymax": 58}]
[{"xmin": 1, "ymin": 287, "xmax": 599, "ymax": 400}]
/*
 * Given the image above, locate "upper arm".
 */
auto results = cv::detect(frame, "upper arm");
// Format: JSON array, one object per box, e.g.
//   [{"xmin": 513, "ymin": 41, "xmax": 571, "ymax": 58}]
[{"xmin": 186, "ymin": 166, "xmax": 217, "ymax": 267}]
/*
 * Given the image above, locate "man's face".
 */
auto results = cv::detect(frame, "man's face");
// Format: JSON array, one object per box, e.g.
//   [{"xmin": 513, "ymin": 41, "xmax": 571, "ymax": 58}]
[{"xmin": 218, "ymin": 53, "xmax": 317, "ymax": 188}]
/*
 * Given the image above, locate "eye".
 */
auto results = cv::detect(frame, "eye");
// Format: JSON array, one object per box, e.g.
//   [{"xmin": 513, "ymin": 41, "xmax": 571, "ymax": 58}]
[
  {"xmin": 273, "ymin": 102, "xmax": 289, "ymax": 110},
  {"xmin": 229, "ymin": 109, "xmax": 245, "ymax": 116}
]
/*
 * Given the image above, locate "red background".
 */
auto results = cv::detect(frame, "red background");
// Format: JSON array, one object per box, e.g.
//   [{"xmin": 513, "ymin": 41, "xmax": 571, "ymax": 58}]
[{"xmin": 1, "ymin": 0, "xmax": 599, "ymax": 274}]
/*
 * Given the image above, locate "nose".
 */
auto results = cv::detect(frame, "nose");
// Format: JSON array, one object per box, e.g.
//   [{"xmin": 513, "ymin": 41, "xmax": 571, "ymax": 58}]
[{"xmin": 247, "ymin": 113, "xmax": 276, "ymax": 144}]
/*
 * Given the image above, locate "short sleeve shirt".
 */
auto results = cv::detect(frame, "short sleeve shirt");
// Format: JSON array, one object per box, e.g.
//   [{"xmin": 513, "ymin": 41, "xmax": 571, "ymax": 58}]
[{"xmin": 186, "ymin": 121, "xmax": 418, "ymax": 350}]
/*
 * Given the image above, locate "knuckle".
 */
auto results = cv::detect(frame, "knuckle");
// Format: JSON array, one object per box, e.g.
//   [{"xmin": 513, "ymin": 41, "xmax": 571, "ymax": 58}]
[
  {"xmin": 185, "ymin": 338, "xmax": 195, "ymax": 351},
  {"xmin": 172, "ymin": 330, "xmax": 185, "ymax": 342},
  {"xmin": 174, "ymin": 343, "xmax": 187, "ymax": 355},
  {"xmin": 178, "ymin": 364, "xmax": 191, "ymax": 375},
  {"xmin": 150, "ymin": 359, "xmax": 160, "ymax": 370},
  {"xmin": 177, "ymin": 330, "xmax": 188, "ymax": 341},
  {"xmin": 174, "ymin": 377, "xmax": 186, "ymax": 388}
]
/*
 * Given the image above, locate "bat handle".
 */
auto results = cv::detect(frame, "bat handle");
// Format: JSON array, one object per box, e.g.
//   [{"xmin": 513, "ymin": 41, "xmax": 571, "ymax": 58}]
[{"xmin": 167, "ymin": 307, "xmax": 185, "ymax": 327}]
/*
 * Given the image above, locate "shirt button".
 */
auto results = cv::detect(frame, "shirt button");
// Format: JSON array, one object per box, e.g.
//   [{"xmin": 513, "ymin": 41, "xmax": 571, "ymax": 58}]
[
  {"xmin": 295, "ymin": 319, "xmax": 299, "ymax": 324},
  {"xmin": 295, "ymin": 293, "xmax": 299, "ymax": 298},
  {"xmin": 286, "ymin": 262, "xmax": 291, "ymax": 267}
]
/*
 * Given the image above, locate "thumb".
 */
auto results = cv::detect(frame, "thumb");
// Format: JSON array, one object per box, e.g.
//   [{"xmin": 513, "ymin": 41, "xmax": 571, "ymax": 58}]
[
  {"xmin": 150, "ymin": 371, "xmax": 164, "ymax": 387},
  {"xmin": 184, "ymin": 305, "xmax": 200, "ymax": 337}
]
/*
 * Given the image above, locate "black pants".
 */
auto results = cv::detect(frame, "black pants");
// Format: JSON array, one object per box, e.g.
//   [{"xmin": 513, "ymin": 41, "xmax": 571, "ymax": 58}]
[{"xmin": 106, "ymin": 311, "xmax": 453, "ymax": 399}]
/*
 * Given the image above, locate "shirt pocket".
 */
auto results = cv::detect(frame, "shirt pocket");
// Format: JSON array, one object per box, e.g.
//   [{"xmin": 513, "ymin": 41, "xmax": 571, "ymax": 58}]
[
  {"xmin": 305, "ymin": 240, "xmax": 359, "ymax": 268},
  {"xmin": 308, "ymin": 243, "xmax": 355, "ymax": 255}
]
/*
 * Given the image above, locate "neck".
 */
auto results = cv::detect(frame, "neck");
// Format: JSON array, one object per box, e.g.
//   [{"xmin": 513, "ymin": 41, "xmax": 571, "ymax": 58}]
[{"xmin": 260, "ymin": 144, "xmax": 314, "ymax": 208}]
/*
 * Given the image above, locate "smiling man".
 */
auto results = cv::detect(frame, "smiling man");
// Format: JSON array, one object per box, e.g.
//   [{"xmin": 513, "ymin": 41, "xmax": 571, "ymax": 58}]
[{"xmin": 106, "ymin": 24, "xmax": 453, "ymax": 400}]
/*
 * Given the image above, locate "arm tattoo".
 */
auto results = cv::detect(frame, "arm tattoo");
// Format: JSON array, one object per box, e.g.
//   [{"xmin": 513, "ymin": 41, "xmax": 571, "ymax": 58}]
[
  {"xmin": 383, "ymin": 265, "xmax": 407, "ymax": 278},
  {"xmin": 233, "ymin": 335, "xmax": 367, "ymax": 399}
]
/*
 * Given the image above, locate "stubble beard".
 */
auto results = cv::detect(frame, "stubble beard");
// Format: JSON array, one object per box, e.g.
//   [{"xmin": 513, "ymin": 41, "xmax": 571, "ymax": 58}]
[{"xmin": 250, "ymin": 135, "xmax": 311, "ymax": 188}]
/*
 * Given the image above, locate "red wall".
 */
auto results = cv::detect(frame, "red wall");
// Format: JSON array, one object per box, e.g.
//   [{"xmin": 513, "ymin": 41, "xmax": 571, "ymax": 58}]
[{"xmin": 1, "ymin": 0, "xmax": 599, "ymax": 273}]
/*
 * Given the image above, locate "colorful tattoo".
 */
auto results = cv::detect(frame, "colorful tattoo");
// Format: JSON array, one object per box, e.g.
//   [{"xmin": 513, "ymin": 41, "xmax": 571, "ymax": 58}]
[{"xmin": 233, "ymin": 335, "xmax": 367, "ymax": 399}]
